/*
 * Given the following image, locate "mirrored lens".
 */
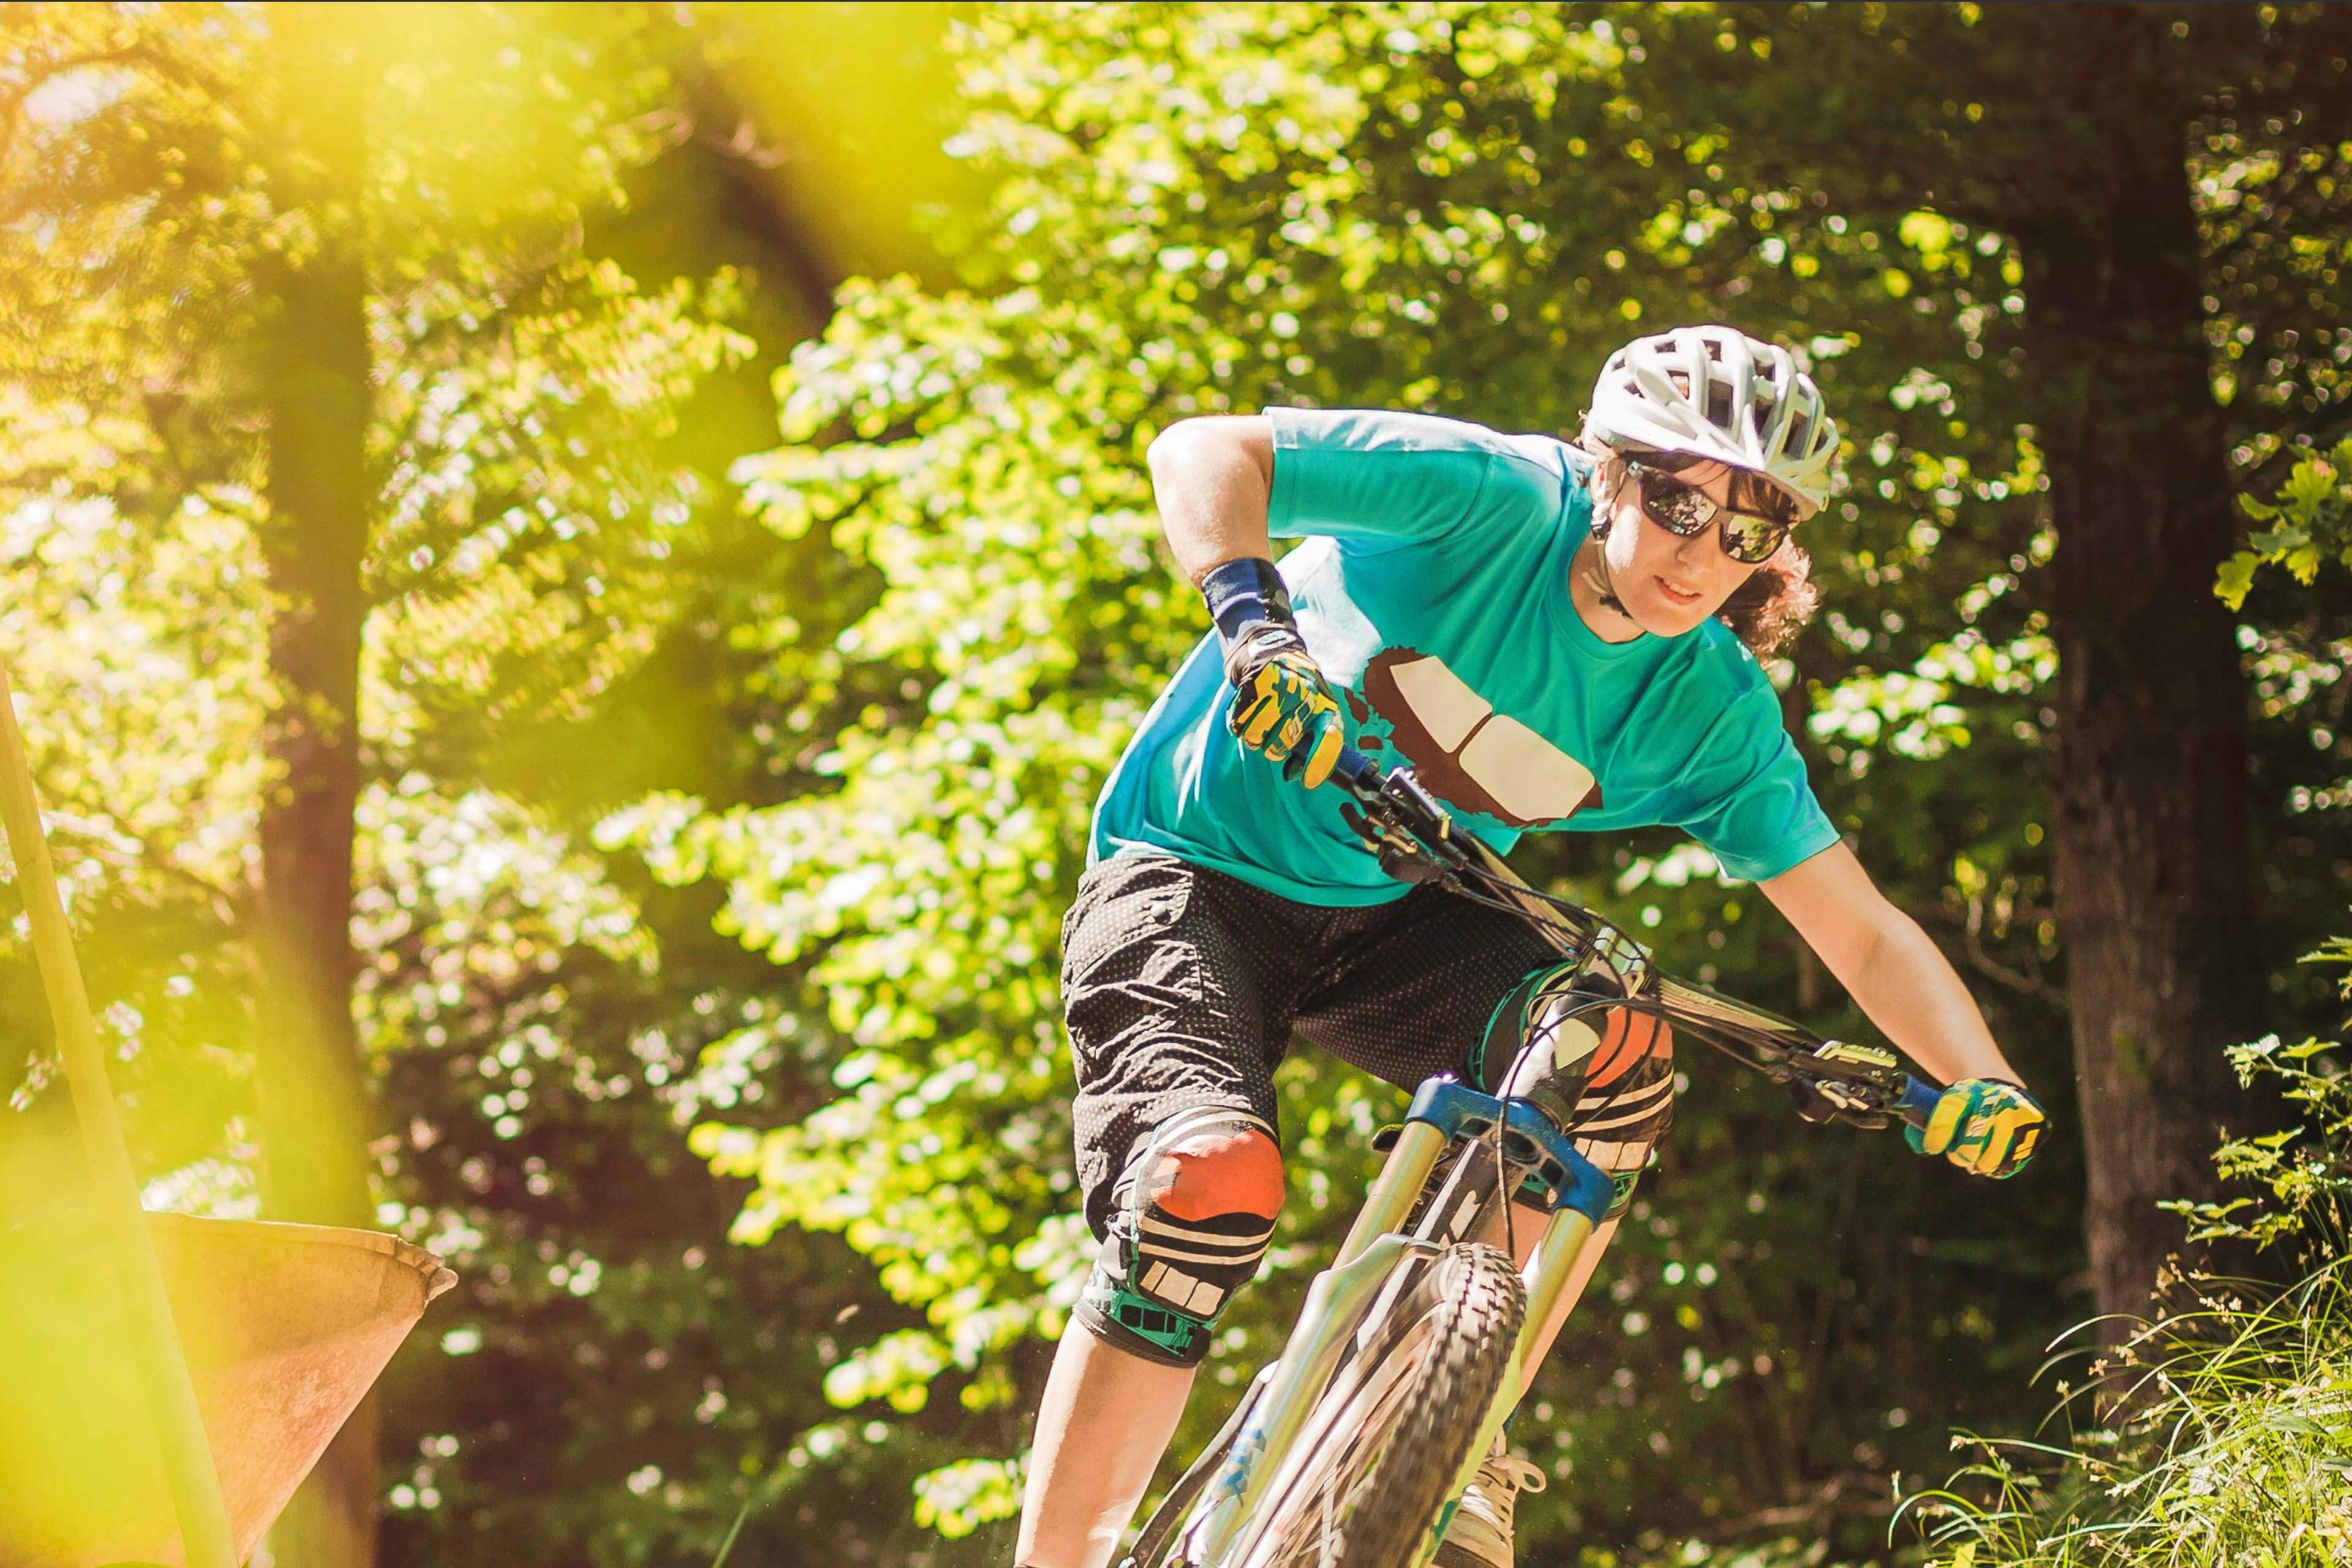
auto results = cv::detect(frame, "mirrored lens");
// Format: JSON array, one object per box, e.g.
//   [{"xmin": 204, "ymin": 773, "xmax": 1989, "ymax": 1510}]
[
  {"xmin": 1719, "ymin": 511, "xmax": 1790, "ymax": 564},
  {"xmin": 1724, "ymin": 470, "xmax": 1806, "ymax": 529},
  {"xmin": 1630, "ymin": 449, "xmax": 1807, "ymax": 530},
  {"xmin": 1635, "ymin": 469, "xmax": 1717, "ymax": 533},
  {"xmin": 1631, "ymin": 462, "xmax": 1790, "ymax": 562}
]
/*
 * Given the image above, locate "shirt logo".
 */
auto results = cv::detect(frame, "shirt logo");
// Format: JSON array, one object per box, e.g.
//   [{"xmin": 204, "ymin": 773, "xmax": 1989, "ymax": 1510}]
[{"xmin": 1357, "ymin": 649, "xmax": 1602, "ymax": 829}]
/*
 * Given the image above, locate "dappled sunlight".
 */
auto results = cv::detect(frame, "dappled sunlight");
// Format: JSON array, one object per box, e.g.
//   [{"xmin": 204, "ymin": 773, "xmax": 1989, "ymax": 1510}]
[{"xmin": 1, "ymin": 4, "xmax": 2348, "ymax": 1566}]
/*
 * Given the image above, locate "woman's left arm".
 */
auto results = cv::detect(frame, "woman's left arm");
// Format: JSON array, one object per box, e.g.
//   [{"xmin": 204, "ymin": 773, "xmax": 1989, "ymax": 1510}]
[{"xmin": 1758, "ymin": 842, "xmax": 2026, "ymax": 1090}]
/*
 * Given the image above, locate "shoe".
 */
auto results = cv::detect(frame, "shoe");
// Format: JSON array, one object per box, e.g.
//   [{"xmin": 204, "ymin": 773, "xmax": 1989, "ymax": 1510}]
[{"xmin": 1431, "ymin": 1436, "xmax": 1547, "ymax": 1568}]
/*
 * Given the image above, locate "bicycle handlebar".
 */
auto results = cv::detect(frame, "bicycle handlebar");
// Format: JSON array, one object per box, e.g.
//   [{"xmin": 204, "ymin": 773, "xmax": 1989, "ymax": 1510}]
[
  {"xmin": 1331, "ymin": 745, "xmax": 1381, "ymax": 793},
  {"xmin": 1328, "ymin": 747, "xmax": 1945, "ymax": 1131}
]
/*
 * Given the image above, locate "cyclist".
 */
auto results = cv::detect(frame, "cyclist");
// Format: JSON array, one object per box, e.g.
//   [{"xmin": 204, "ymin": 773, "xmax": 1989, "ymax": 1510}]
[{"xmin": 1016, "ymin": 326, "xmax": 2046, "ymax": 1568}]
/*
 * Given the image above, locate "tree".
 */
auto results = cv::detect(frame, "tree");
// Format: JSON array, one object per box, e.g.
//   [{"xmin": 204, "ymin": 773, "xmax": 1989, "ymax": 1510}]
[
  {"xmin": 0, "ymin": 4, "xmax": 748, "ymax": 1558},
  {"xmin": 5, "ymin": 4, "xmax": 1005, "ymax": 1560},
  {"xmin": 1630, "ymin": 0, "xmax": 2352, "ymax": 1345}
]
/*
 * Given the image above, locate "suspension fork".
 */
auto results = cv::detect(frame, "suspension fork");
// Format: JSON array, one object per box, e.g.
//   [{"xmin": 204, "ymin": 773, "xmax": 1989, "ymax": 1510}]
[
  {"xmin": 1414, "ymin": 1090, "xmax": 1617, "ymax": 1567},
  {"xmin": 1189, "ymin": 1080, "xmax": 1615, "ymax": 1568},
  {"xmin": 1185, "ymin": 1230, "xmax": 1444, "ymax": 1564}
]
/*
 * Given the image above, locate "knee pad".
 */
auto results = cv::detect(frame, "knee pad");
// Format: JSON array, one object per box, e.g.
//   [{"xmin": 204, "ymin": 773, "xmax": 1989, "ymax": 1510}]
[
  {"xmin": 1480, "ymin": 963, "xmax": 1675, "ymax": 1212},
  {"xmin": 1077, "ymin": 1107, "xmax": 1283, "ymax": 1366}
]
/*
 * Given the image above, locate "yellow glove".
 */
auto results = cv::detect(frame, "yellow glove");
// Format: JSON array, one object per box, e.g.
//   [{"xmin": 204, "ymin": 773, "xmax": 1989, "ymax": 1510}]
[
  {"xmin": 1226, "ymin": 628, "xmax": 1346, "ymax": 790},
  {"xmin": 1907, "ymin": 1078, "xmax": 2045, "ymax": 1178},
  {"xmin": 1202, "ymin": 557, "xmax": 1348, "ymax": 790}
]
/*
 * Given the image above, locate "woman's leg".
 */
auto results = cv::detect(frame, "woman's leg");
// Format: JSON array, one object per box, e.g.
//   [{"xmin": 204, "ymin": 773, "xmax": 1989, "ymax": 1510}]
[
  {"xmin": 1017, "ymin": 1297, "xmax": 1200, "ymax": 1568},
  {"xmin": 1028, "ymin": 858, "xmax": 1314, "ymax": 1566},
  {"xmin": 1022, "ymin": 1116, "xmax": 1285, "ymax": 1566}
]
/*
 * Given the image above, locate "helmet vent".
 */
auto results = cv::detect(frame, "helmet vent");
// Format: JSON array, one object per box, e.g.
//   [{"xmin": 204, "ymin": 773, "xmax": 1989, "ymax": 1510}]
[{"xmin": 1706, "ymin": 377, "xmax": 1734, "ymax": 431}]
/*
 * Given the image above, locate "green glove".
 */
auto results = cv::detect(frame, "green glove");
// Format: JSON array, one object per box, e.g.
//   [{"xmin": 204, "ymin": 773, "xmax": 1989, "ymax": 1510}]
[
  {"xmin": 1907, "ymin": 1078, "xmax": 2045, "ymax": 1179},
  {"xmin": 1226, "ymin": 628, "xmax": 1346, "ymax": 789}
]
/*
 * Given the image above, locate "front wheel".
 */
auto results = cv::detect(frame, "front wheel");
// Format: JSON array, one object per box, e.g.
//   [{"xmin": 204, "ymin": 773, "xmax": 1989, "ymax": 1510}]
[{"xmin": 1225, "ymin": 1242, "xmax": 1525, "ymax": 1568}]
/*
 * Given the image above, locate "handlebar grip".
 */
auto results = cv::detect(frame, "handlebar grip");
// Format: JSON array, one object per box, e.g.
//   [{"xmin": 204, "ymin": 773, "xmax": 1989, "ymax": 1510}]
[
  {"xmin": 1898, "ymin": 1074, "xmax": 1944, "ymax": 1127},
  {"xmin": 1331, "ymin": 745, "xmax": 1380, "ymax": 791}
]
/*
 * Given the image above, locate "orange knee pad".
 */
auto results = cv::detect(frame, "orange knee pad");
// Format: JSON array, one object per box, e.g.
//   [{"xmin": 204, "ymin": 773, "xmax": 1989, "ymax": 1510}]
[
  {"xmin": 1076, "ymin": 1109, "xmax": 1284, "ymax": 1366},
  {"xmin": 1140, "ymin": 1122, "xmax": 1284, "ymax": 1223}
]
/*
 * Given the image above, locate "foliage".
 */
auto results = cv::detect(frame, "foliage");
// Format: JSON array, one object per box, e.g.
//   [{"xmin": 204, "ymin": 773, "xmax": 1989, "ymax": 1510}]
[
  {"xmin": 2221, "ymin": 438, "xmax": 2352, "ymax": 612},
  {"xmin": 1910, "ymin": 1019, "xmax": 2352, "ymax": 1568},
  {"xmin": 2167, "ymin": 1031, "xmax": 2352, "ymax": 1264},
  {"xmin": 1918, "ymin": 1268, "xmax": 2352, "ymax": 1568},
  {"xmin": 625, "ymin": 2, "xmax": 2154, "ymax": 1556},
  {"xmin": 0, "ymin": 4, "xmax": 978, "ymax": 1564}
]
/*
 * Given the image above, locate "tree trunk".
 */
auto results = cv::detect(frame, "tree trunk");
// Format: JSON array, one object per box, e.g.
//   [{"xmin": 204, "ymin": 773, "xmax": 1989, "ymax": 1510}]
[
  {"xmin": 257, "ymin": 4, "xmax": 377, "ymax": 1561},
  {"xmin": 2029, "ymin": 123, "xmax": 2262, "ymax": 1351}
]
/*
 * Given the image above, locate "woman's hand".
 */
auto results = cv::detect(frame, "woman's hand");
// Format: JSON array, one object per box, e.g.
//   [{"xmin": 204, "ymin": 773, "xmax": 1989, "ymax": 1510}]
[
  {"xmin": 1907, "ymin": 1077, "xmax": 2046, "ymax": 1178},
  {"xmin": 1225, "ymin": 628, "xmax": 1346, "ymax": 788}
]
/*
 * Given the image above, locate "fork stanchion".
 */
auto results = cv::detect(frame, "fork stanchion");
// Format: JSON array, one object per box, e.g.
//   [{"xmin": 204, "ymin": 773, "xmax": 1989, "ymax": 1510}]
[
  {"xmin": 1335, "ymin": 1120, "xmax": 1446, "ymax": 1267},
  {"xmin": 0, "ymin": 657, "xmax": 239, "ymax": 1568},
  {"xmin": 1510, "ymin": 1210, "xmax": 1596, "ymax": 1376}
]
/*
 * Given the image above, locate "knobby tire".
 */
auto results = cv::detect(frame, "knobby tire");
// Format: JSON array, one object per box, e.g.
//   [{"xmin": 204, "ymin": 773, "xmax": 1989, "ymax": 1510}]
[{"xmin": 1226, "ymin": 1242, "xmax": 1524, "ymax": 1568}]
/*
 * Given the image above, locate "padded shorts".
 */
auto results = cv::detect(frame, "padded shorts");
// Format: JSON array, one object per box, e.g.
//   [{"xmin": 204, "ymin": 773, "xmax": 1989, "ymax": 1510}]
[{"xmin": 1061, "ymin": 853, "xmax": 1675, "ymax": 1243}]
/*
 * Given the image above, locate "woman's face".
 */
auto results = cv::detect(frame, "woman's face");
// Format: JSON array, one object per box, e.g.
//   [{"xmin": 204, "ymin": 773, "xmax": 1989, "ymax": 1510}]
[{"xmin": 1596, "ymin": 458, "xmax": 1772, "ymax": 638}]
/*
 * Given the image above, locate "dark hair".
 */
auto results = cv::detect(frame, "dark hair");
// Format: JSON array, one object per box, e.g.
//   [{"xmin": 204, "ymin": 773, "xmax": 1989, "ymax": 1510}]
[
  {"xmin": 1580, "ymin": 445, "xmax": 1820, "ymax": 659},
  {"xmin": 1711, "ymin": 546, "xmax": 1818, "ymax": 658}
]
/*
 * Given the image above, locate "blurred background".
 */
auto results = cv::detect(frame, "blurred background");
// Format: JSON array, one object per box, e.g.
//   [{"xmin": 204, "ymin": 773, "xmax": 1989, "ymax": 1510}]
[{"xmin": 2, "ymin": 4, "xmax": 2349, "ymax": 1566}]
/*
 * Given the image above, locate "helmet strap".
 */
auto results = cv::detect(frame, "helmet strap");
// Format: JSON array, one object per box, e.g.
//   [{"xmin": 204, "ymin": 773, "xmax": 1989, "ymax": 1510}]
[{"xmin": 1582, "ymin": 470, "xmax": 1629, "ymax": 617}]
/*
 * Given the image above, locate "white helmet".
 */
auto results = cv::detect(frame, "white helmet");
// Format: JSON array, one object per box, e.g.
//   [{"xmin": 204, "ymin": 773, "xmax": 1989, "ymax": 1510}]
[{"xmin": 1585, "ymin": 326, "xmax": 1840, "ymax": 515}]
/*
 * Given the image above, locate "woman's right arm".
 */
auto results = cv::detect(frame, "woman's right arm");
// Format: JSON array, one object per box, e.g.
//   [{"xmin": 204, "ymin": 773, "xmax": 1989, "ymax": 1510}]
[{"xmin": 1146, "ymin": 415, "xmax": 1276, "ymax": 584}]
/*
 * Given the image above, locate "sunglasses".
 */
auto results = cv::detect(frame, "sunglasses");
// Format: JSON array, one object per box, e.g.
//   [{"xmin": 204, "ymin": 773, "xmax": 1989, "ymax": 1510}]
[{"xmin": 1623, "ymin": 458, "xmax": 1803, "ymax": 565}]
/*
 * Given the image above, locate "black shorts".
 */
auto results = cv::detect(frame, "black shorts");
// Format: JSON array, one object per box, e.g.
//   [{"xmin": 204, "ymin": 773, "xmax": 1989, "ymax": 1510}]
[{"xmin": 1060, "ymin": 853, "xmax": 1670, "ymax": 1240}]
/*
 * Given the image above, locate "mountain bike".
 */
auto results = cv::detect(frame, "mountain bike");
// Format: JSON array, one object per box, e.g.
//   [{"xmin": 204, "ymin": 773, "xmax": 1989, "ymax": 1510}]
[{"xmin": 1117, "ymin": 749, "xmax": 1944, "ymax": 1568}]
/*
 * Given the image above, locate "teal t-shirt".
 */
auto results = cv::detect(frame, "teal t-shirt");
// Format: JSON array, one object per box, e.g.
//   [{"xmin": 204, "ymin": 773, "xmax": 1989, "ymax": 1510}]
[{"xmin": 1090, "ymin": 407, "xmax": 1841, "ymax": 906}]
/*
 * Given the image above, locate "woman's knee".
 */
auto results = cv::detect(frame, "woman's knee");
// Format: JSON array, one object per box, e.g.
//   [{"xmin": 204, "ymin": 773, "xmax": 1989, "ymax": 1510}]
[{"xmin": 1074, "ymin": 1109, "xmax": 1283, "ymax": 1366}]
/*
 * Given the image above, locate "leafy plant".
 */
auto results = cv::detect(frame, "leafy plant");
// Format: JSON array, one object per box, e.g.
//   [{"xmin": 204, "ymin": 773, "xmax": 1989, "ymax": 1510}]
[
  {"xmin": 2170, "ymin": 1034, "xmax": 2351, "ymax": 1263},
  {"xmin": 1907, "ymin": 965, "xmax": 2352, "ymax": 1567},
  {"xmin": 1909, "ymin": 1262, "xmax": 2352, "ymax": 1568},
  {"xmin": 2219, "ymin": 439, "xmax": 2352, "ymax": 613}
]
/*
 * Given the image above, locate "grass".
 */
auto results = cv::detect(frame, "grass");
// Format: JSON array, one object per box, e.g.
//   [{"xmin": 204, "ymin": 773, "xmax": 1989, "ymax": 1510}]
[
  {"xmin": 1907, "ymin": 1261, "xmax": 2352, "ymax": 1567},
  {"xmin": 1906, "ymin": 1028, "xmax": 2352, "ymax": 1568}
]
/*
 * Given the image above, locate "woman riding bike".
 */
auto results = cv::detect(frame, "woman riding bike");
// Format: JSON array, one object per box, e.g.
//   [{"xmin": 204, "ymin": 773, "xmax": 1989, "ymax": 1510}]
[{"xmin": 1017, "ymin": 326, "xmax": 2047, "ymax": 1568}]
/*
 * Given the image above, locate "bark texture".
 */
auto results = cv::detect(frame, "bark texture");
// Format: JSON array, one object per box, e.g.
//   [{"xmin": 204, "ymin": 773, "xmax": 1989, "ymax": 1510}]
[
  {"xmin": 2026, "ymin": 113, "xmax": 2262, "ymax": 1348},
  {"xmin": 257, "ymin": 4, "xmax": 377, "ymax": 1561}
]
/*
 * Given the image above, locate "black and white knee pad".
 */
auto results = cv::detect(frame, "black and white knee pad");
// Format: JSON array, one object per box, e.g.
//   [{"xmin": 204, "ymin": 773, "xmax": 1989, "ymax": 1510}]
[{"xmin": 1480, "ymin": 961, "xmax": 1675, "ymax": 1216}]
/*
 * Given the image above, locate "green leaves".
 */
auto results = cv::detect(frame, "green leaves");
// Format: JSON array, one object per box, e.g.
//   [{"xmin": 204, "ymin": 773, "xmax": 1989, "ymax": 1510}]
[
  {"xmin": 2220, "ymin": 442, "xmax": 2352, "ymax": 611},
  {"xmin": 0, "ymin": 7, "xmax": 907, "ymax": 1561},
  {"xmin": 2164, "ymin": 1023, "xmax": 2351, "ymax": 1258},
  {"xmin": 911, "ymin": 1455, "xmax": 1023, "ymax": 1539}
]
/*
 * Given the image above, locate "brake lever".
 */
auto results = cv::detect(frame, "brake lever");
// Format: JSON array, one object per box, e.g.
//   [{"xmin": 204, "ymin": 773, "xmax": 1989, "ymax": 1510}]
[
  {"xmin": 1335, "ymin": 748, "xmax": 1466, "ymax": 886},
  {"xmin": 1782, "ymin": 1075, "xmax": 1839, "ymax": 1126}
]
